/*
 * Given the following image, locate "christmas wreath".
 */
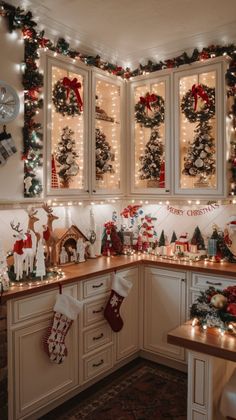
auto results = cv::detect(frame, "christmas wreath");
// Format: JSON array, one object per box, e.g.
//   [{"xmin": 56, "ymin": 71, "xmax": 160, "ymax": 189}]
[
  {"xmin": 190, "ymin": 286, "xmax": 236, "ymax": 333},
  {"xmin": 52, "ymin": 77, "xmax": 83, "ymax": 117},
  {"xmin": 135, "ymin": 92, "xmax": 165, "ymax": 128},
  {"xmin": 181, "ymin": 83, "xmax": 215, "ymax": 123}
]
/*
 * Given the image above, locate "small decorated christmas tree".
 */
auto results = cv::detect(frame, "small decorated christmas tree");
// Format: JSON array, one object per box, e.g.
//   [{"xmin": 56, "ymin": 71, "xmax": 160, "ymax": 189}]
[
  {"xmin": 159, "ymin": 230, "xmax": 166, "ymax": 247},
  {"xmin": 182, "ymin": 121, "xmax": 215, "ymax": 185},
  {"xmin": 96, "ymin": 128, "xmax": 115, "ymax": 180},
  {"xmin": 191, "ymin": 226, "xmax": 205, "ymax": 250},
  {"xmin": 139, "ymin": 128, "xmax": 164, "ymax": 185},
  {"xmin": 55, "ymin": 127, "xmax": 79, "ymax": 188},
  {"xmin": 170, "ymin": 231, "xmax": 177, "ymax": 244}
]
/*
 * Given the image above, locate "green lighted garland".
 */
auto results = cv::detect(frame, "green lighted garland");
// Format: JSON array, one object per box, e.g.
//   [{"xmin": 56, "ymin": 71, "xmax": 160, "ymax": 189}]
[{"xmin": 1, "ymin": 1, "xmax": 236, "ymax": 197}]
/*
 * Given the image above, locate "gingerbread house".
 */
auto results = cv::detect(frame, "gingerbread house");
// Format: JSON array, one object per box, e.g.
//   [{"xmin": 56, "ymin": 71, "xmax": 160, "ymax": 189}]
[{"xmin": 54, "ymin": 225, "xmax": 88, "ymax": 264}]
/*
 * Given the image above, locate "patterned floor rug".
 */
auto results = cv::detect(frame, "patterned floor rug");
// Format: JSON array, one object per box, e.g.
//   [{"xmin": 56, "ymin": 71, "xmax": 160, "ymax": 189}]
[{"xmin": 42, "ymin": 359, "xmax": 187, "ymax": 420}]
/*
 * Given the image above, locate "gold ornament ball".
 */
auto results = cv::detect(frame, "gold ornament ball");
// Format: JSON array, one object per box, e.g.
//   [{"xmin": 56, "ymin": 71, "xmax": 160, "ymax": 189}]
[{"xmin": 210, "ymin": 294, "xmax": 227, "ymax": 309}]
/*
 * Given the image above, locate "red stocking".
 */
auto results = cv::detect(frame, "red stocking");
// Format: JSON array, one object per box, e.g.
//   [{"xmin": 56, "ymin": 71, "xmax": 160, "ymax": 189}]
[
  {"xmin": 43, "ymin": 293, "xmax": 82, "ymax": 363},
  {"xmin": 104, "ymin": 273, "xmax": 133, "ymax": 332}
]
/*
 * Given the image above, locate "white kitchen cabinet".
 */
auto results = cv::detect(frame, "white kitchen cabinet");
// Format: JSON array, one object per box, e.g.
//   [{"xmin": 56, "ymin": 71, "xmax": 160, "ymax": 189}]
[
  {"xmin": 80, "ymin": 273, "xmax": 114, "ymax": 384},
  {"xmin": 8, "ymin": 285, "xmax": 79, "ymax": 420},
  {"xmin": 116, "ymin": 267, "xmax": 140, "ymax": 361},
  {"xmin": 143, "ymin": 266, "xmax": 186, "ymax": 361},
  {"xmin": 43, "ymin": 51, "xmax": 125, "ymax": 199},
  {"xmin": 129, "ymin": 70, "xmax": 171, "ymax": 196},
  {"xmin": 44, "ymin": 51, "xmax": 91, "ymax": 197},
  {"xmin": 173, "ymin": 57, "xmax": 227, "ymax": 198},
  {"xmin": 91, "ymin": 68, "xmax": 125, "ymax": 197},
  {"xmin": 189, "ymin": 272, "xmax": 236, "ymax": 307}
]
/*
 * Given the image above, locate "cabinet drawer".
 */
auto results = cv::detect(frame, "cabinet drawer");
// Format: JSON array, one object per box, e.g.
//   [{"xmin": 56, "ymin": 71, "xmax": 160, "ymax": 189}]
[
  {"xmin": 12, "ymin": 285, "xmax": 77, "ymax": 324},
  {"xmin": 83, "ymin": 274, "xmax": 111, "ymax": 299},
  {"xmin": 83, "ymin": 347, "xmax": 113, "ymax": 382},
  {"xmin": 83, "ymin": 323, "xmax": 112, "ymax": 354},
  {"xmin": 83, "ymin": 295, "xmax": 108, "ymax": 327},
  {"xmin": 191, "ymin": 273, "xmax": 236, "ymax": 291}
]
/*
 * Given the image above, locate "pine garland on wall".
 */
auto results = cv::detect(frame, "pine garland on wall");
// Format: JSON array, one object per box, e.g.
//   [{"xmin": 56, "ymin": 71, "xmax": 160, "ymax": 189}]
[{"xmin": 1, "ymin": 1, "xmax": 236, "ymax": 197}]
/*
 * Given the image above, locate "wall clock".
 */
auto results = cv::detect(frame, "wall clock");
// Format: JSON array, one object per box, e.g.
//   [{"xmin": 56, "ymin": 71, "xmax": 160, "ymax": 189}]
[{"xmin": 0, "ymin": 81, "xmax": 20, "ymax": 123}]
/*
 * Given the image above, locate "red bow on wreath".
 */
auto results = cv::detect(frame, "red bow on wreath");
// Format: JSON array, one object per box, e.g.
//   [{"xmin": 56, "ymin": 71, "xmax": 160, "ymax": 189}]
[
  {"xmin": 191, "ymin": 84, "xmax": 210, "ymax": 111},
  {"xmin": 62, "ymin": 77, "xmax": 83, "ymax": 111},
  {"xmin": 139, "ymin": 93, "xmax": 157, "ymax": 111}
]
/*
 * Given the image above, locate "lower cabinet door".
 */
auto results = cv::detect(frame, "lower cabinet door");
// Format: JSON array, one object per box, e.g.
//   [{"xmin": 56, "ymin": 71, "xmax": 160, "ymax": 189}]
[
  {"xmin": 12, "ymin": 317, "xmax": 78, "ymax": 419},
  {"xmin": 143, "ymin": 266, "xmax": 186, "ymax": 361},
  {"xmin": 116, "ymin": 267, "xmax": 139, "ymax": 361}
]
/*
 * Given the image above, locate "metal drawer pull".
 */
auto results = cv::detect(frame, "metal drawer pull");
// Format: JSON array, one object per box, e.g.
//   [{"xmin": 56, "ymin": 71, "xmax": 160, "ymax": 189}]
[
  {"xmin": 206, "ymin": 280, "xmax": 222, "ymax": 286},
  {"xmin": 93, "ymin": 333, "xmax": 104, "ymax": 341},
  {"xmin": 92, "ymin": 307, "xmax": 104, "ymax": 314},
  {"xmin": 92, "ymin": 359, "xmax": 104, "ymax": 367},
  {"xmin": 92, "ymin": 282, "xmax": 104, "ymax": 288}
]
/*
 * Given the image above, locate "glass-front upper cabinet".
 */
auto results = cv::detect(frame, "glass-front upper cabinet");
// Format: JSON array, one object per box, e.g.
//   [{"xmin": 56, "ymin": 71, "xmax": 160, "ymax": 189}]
[
  {"xmin": 44, "ymin": 52, "xmax": 90, "ymax": 196},
  {"xmin": 91, "ymin": 70, "xmax": 124, "ymax": 196},
  {"xmin": 130, "ymin": 72, "xmax": 171, "ymax": 195},
  {"xmin": 174, "ymin": 58, "xmax": 227, "ymax": 197}
]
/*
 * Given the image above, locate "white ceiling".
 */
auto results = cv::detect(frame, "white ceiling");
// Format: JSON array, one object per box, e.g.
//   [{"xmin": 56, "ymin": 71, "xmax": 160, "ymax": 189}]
[{"xmin": 8, "ymin": 0, "xmax": 236, "ymax": 67}]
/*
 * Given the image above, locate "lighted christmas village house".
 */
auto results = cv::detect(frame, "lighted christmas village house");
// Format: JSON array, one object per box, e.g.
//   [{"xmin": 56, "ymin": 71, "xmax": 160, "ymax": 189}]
[{"xmin": 54, "ymin": 225, "xmax": 88, "ymax": 264}]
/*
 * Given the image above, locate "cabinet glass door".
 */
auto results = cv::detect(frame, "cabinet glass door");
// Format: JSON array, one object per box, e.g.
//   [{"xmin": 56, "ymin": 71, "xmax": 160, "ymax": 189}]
[
  {"xmin": 174, "ymin": 59, "xmax": 226, "ymax": 197},
  {"xmin": 130, "ymin": 73, "xmax": 171, "ymax": 195},
  {"xmin": 45, "ymin": 53, "xmax": 90, "ymax": 196},
  {"xmin": 92, "ymin": 71, "xmax": 123, "ymax": 195}
]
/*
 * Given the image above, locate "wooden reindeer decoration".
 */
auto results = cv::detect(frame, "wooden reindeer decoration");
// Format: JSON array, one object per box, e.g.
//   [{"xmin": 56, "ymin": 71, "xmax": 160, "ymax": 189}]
[
  {"xmin": 10, "ymin": 221, "xmax": 25, "ymax": 280},
  {"xmin": 27, "ymin": 207, "xmax": 40, "ymax": 244},
  {"xmin": 24, "ymin": 207, "xmax": 40, "ymax": 275},
  {"xmin": 42, "ymin": 203, "xmax": 59, "ymax": 266}
]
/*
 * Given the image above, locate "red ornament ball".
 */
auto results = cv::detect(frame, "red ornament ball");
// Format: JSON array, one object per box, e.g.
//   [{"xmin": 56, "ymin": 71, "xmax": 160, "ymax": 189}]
[{"xmin": 226, "ymin": 303, "xmax": 236, "ymax": 316}]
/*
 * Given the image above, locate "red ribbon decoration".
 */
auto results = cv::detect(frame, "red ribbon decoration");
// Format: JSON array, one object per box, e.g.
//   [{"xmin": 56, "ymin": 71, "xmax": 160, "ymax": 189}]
[
  {"xmin": 121, "ymin": 205, "xmax": 141, "ymax": 218},
  {"xmin": 139, "ymin": 93, "xmax": 158, "ymax": 111},
  {"xmin": 191, "ymin": 84, "xmax": 210, "ymax": 111},
  {"xmin": 62, "ymin": 77, "xmax": 83, "ymax": 111}
]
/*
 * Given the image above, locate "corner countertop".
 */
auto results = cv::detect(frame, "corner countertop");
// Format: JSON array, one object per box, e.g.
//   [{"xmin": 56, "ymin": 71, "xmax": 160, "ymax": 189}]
[
  {"xmin": 167, "ymin": 321, "xmax": 236, "ymax": 362},
  {"xmin": 2, "ymin": 254, "xmax": 236, "ymax": 302}
]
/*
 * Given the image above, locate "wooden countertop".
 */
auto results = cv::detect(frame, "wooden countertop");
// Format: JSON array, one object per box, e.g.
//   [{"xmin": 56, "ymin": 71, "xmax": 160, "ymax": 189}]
[
  {"xmin": 167, "ymin": 322, "xmax": 236, "ymax": 362},
  {"xmin": 2, "ymin": 254, "xmax": 236, "ymax": 302}
]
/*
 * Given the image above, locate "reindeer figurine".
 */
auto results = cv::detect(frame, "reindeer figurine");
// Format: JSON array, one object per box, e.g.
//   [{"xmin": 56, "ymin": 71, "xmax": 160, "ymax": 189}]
[
  {"xmin": 24, "ymin": 207, "xmax": 40, "ymax": 275},
  {"xmin": 42, "ymin": 203, "xmax": 59, "ymax": 266},
  {"xmin": 10, "ymin": 221, "xmax": 25, "ymax": 281}
]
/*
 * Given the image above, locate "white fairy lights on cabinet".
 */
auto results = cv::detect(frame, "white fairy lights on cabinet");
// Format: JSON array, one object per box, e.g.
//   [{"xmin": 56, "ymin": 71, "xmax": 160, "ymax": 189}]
[
  {"xmin": 95, "ymin": 79, "xmax": 121, "ymax": 190},
  {"xmin": 51, "ymin": 66, "xmax": 84, "ymax": 190}
]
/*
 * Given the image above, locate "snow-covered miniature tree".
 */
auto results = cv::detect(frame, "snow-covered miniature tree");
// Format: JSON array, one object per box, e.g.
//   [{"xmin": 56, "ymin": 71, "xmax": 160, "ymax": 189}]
[
  {"xmin": 139, "ymin": 128, "xmax": 164, "ymax": 183},
  {"xmin": 182, "ymin": 121, "xmax": 215, "ymax": 185},
  {"xmin": 35, "ymin": 239, "xmax": 46, "ymax": 280},
  {"xmin": 96, "ymin": 128, "xmax": 115, "ymax": 180},
  {"xmin": 55, "ymin": 126, "xmax": 79, "ymax": 188}
]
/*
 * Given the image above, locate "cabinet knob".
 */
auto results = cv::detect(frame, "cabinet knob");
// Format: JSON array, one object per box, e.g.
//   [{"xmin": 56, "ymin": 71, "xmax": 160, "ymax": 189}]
[
  {"xmin": 93, "ymin": 189, "xmax": 96, "ymax": 193},
  {"xmin": 181, "ymin": 278, "xmax": 186, "ymax": 282},
  {"xmin": 86, "ymin": 189, "xmax": 89, "ymax": 193}
]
